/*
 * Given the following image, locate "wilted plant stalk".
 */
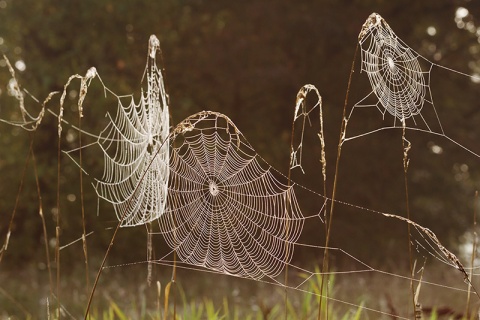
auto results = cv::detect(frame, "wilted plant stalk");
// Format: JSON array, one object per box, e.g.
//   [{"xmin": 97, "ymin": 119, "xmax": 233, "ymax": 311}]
[
  {"xmin": 401, "ymin": 119, "xmax": 417, "ymax": 315},
  {"xmin": 466, "ymin": 191, "xmax": 479, "ymax": 317},
  {"xmin": 319, "ymin": 43, "xmax": 359, "ymax": 320}
]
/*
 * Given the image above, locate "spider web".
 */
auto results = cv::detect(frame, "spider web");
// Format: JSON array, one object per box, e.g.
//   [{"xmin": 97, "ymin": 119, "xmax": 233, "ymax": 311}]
[
  {"xmin": 155, "ymin": 111, "xmax": 304, "ymax": 280},
  {"xmin": 66, "ymin": 35, "xmax": 170, "ymax": 227},
  {"xmin": 94, "ymin": 35, "xmax": 169, "ymax": 227},
  {"xmin": 357, "ymin": 13, "xmax": 432, "ymax": 122},
  {"xmin": 346, "ymin": 13, "xmax": 480, "ymax": 159}
]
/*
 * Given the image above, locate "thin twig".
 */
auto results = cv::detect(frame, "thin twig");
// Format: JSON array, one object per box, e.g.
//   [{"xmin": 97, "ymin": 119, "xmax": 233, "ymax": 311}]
[
  {"xmin": 0, "ymin": 286, "xmax": 31, "ymax": 317},
  {"xmin": 78, "ymin": 96, "xmax": 90, "ymax": 310},
  {"xmin": 320, "ymin": 43, "xmax": 359, "ymax": 319},
  {"xmin": 0, "ymin": 138, "xmax": 34, "ymax": 264},
  {"xmin": 32, "ymin": 147, "xmax": 54, "ymax": 298},
  {"xmin": 55, "ymin": 102, "xmax": 62, "ymax": 319},
  {"xmin": 401, "ymin": 120, "xmax": 416, "ymax": 315},
  {"xmin": 466, "ymin": 191, "xmax": 478, "ymax": 318}
]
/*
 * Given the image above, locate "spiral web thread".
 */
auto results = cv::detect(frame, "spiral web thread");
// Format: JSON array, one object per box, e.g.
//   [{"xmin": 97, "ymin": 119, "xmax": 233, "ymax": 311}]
[
  {"xmin": 357, "ymin": 13, "xmax": 433, "ymax": 122},
  {"xmin": 344, "ymin": 13, "xmax": 480, "ymax": 159},
  {"xmin": 94, "ymin": 35, "xmax": 169, "ymax": 227},
  {"xmin": 63, "ymin": 35, "xmax": 170, "ymax": 227},
  {"xmin": 153, "ymin": 112, "xmax": 305, "ymax": 280}
]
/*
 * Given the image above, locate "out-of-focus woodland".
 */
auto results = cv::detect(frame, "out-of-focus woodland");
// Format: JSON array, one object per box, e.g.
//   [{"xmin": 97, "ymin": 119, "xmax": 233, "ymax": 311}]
[{"xmin": 0, "ymin": 0, "xmax": 480, "ymax": 272}]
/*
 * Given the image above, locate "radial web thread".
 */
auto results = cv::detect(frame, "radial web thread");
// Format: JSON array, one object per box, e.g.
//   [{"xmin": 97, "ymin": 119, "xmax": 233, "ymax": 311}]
[
  {"xmin": 345, "ymin": 13, "xmax": 480, "ymax": 159},
  {"xmin": 348, "ymin": 13, "xmax": 441, "ymax": 138},
  {"xmin": 63, "ymin": 35, "xmax": 170, "ymax": 227},
  {"xmin": 155, "ymin": 112, "xmax": 305, "ymax": 280}
]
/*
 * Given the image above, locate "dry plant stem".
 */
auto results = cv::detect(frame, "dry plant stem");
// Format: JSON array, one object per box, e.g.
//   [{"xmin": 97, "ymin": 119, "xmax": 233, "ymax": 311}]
[
  {"xmin": 56, "ymin": 70, "xmax": 95, "ymax": 317},
  {"xmin": 401, "ymin": 123, "xmax": 416, "ymax": 315},
  {"xmin": 172, "ymin": 252, "xmax": 177, "ymax": 319},
  {"xmin": 285, "ymin": 85, "xmax": 323, "ymax": 318},
  {"xmin": 378, "ymin": 209, "xmax": 480, "ymax": 300},
  {"xmin": 320, "ymin": 44, "xmax": 359, "ymax": 319},
  {"xmin": 78, "ymin": 112, "xmax": 90, "ymax": 303},
  {"xmin": 466, "ymin": 191, "xmax": 478, "ymax": 318},
  {"xmin": 170, "ymin": 199, "xmax": 178, "ymax": 319},
  {"xmin": 291, "ymin": 85, "xmax": 327, "ymax": 320},
  {"xmin": 0, "ymin": 138, "xmax": 33, "ymax": 264},
  {"xmin": 0, "ymin": 286, "xmax": 31, "ymax": 317},
  {"xmin": 84, "ymin": 138, "xmax": 170, "ymax": 319},
  {"xmin": 172, "ymin": 130, "xmax": 178, "ymax": 320},
  {"xmin": 317, "ymin": 114, "xmax": 328, "ymax": 320},
  {"xmin": 32, "ymin": 148, "xmax": 53, "ymax": 298},
  {"xmin": 163, "ymin": 282, "xmax": 172, "ymax": 320},
  {"xmin": 147, "ymin": 222, "xmax": 153, "ymax": 286},
  {"xmin": 84, "ymin": 220, "xmax": 122, "ymax": 319},
  {"xmin": 55, "ymin": 111, "xmax": 62, "ymax": 319},
  {"xmin": 156, "ymin": 281, "xmax": 162, "ymax": 317},
  {"xmin": 284, "ymin": 115, "xmax": 295, "ymax": 319},
  {"xmin": 413, "ymin": 260, "xmax": 426, "ymax": 319}
]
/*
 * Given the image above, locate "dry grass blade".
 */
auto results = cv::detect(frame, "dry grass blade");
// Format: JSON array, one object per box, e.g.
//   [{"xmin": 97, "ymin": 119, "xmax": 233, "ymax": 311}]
[
  {"xmin": 401, "ymin": 121, "xmax": 416, "ymax": 314},
  {"xmin": 319, "ymin": 43, "xmax": 359, "ymax": 320},
  {"xmin": 32, "ymin": 149, "xmax": 54, "ymax": 299},
  {"xmin": 413, "ymin": 260, "xmax": 426, "ymax": 320},
  {"xmin": 147, "ymin": 223, "xmax": 153, "ymax": 287},
  {"xmin": 163, "ymin": 281, "xmax": 172, "ymax": 320},
  {"xmin": 290, "ymin": 84, "xmax": 326, "ymax": 319},
  {"xmin": 0, "ymin": 138, "xmax": 34, "ymax": 264},
  {"xmin": 381, "ymin": 211, "xmax": 480, "ymax": 299},
  {"xmin": 157, "ymin": 281, "xmax": 162, "ymax": 317},
  {"xmin": 466, "ymin": 191, "xmax": 479, "ymax": 318},
  {"xmin": 0, "ymin": 286, "xmax": 31, "ymax": 317}
]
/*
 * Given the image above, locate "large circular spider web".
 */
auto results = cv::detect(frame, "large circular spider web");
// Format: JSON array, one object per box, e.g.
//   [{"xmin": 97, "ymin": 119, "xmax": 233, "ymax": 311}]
[
  {"xmin": 359, "ymin": 13, "xmax": 430, "ymax": 120},
  {"xmin": 155, "ymin": 112, "xmax": 305, "ymax": 280}
]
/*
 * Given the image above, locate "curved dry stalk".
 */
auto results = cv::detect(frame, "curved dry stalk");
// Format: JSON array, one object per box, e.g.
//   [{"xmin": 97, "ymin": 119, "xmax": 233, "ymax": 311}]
[
  {"xmin": 286, "ymin": 84, "xmax": 327, "ymax": 319},
  {"xmin": 1, "ymin": 55, "xmax": 47, "ymax": 130},
  {"xmin": 380, "ymin": 211, "xmax": 480, "ymax": 299}
]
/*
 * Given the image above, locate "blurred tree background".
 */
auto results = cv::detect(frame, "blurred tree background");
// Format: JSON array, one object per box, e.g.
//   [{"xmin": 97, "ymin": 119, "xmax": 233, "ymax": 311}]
[{"xmin": 0, "ymin": 0, "xmax": 479, "ymax": 304}]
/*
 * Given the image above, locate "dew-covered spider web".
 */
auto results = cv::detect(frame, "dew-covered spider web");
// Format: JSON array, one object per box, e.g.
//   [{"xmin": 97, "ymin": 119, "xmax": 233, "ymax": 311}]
[
  {"xmin": 346, "ymin": 13, "xmax": 480, "ymax": 159},
  {"xmin": 357, "ymin": 13, "xmax": 432, "ymax": 123},
  {"xmin": 65, "ymin": 35, "xmax": 170, "ymax": 227},
  {"xmin": 157, "ymin": 111, "xmax": 304, "ymax": 280}
]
